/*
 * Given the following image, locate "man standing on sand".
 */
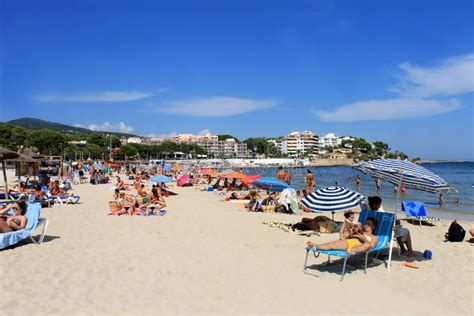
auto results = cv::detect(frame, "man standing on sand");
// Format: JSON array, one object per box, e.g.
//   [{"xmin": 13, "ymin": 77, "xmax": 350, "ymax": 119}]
[
  {"xmin": 276, "ymin": 166, "xmax": 291, "ymax": 185},
  {"xmin": 305, "ymin": 169, "xmax": 314, "ymax": 192}
]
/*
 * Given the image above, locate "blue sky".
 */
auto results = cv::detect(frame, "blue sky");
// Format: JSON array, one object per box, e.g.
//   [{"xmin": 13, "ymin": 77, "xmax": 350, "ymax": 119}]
[{"xmin": 1, "ymin": 0, "xmax": 473, "ymax": 160}]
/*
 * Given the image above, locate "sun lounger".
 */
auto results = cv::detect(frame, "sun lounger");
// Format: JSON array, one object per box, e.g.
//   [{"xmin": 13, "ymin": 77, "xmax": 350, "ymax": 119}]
[
  {"xmin": 303, "ymin": 210, "xmax": 395, "ymax": 281},
  {"xmin": 43, "ymin": 187, "xmax": 80, "ymax": 205},
  {"xmin": 0, "ymin": 203, "xmax": 49, "ymax": 249},
  {"xmin": 402, "ymin": 201, "xmax": 439, "ymax": 226}
]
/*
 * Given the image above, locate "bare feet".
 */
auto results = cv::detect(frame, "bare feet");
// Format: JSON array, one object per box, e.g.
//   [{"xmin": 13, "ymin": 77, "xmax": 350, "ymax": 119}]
[{"xmin": 307, "ymin": 241, "xmax": 315, "ymax": 249}]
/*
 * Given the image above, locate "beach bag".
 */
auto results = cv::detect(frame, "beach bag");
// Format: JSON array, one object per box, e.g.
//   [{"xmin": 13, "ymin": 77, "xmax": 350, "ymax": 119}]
[{"xmin": 445, "ymin": 221, "xmax": 465, "ymax": 242}]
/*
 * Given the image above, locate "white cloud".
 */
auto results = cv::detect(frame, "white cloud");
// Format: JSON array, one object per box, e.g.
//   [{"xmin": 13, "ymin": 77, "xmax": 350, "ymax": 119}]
[
  {"xmin": 155, "ymin": 96, "xmax": 280, "ymax": 117},
  {"xmin": 198, "ymin": 129, "xmax": 212, "ymax": 136},
  {"xmin": 389, "ymin": 54, "xmax": 474, "ymax": 97},
  {"xmin": 145, "ymin": 131, "xmax": 177, "ymax": 139},
  {"xmin": 316, "ymin": 98, "xmax": 461, "ymax": 122},
  {"xmin": 36, "ymin": 89, "xmax": 164, "ymax": 102},
  {"xmin": 87, "ymin": 122, "xmax": 134, "ymax": 133}
]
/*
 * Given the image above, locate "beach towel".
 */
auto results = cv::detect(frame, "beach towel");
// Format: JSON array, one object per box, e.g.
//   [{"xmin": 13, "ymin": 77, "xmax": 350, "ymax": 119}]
[
  {"xmin": 278, "ymin": 188, "xmax": 299, "ymax": 213},
  {"xmin": 0, "ymin": 203, "xmax": 41, "ymax": 249}
]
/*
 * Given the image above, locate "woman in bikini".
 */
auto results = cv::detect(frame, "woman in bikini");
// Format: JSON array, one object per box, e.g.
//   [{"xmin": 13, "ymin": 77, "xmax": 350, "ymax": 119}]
[
  {"xmin": 0, "ymin": 201, "xmax": 28, "ymax": 233},
  {"xmin": 144, "ymin": 188, "xmax": 166, "ymax": 215},
  {"xmin": 307, "ymin": 218, "xmax": 378, "ymax": 255}
]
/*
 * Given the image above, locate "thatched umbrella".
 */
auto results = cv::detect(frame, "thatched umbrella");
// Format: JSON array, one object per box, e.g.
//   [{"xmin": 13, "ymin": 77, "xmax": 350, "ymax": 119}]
[
  {"xmin": 0, "ymin": 147, "xmax": 20, "ymax": 199},
  {"xmin": 13, "ymin": 154, "xmax": 39, "ymax": 182}
]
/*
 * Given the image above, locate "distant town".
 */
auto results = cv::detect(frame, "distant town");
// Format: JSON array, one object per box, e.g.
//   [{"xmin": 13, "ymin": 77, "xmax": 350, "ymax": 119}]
[{"xmin": 1, "ymin": 118, "xmax": 412, "ymax": 163}]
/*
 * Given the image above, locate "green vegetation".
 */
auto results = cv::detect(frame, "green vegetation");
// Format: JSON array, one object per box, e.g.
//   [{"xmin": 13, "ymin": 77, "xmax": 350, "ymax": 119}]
[
  {"xmin": 0, "ymin": 123, "xmax": 206, "ymax": 160},
  {"xmin": 242, "ymin": 137, "xmax": 283, "ymax": 157},
  {"xmin": 217, "ymin": 134, "xmax": 240, "ymax": 142}
]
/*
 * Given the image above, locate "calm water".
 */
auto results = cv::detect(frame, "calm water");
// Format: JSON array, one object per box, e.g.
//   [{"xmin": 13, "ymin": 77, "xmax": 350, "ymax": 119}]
[{"xmin": 244, "ymin": 162, "xmax": 474, "ymax": 215}]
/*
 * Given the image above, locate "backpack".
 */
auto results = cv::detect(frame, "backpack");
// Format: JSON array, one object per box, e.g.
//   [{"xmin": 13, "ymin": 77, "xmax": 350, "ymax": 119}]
[{"xmin": 445, "ymin": 221, "xmax": 466, "ymax": 242}]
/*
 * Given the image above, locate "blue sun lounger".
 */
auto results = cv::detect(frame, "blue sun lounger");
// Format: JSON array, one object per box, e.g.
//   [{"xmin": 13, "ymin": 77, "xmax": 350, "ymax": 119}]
[
  {"xmin": 303, "ymin": 210, "xmax": 395, "ymax": 281},
  {"xmin": 402, "ymin": 201, "xmax": 439, "ymax": 227},
  {"xmin": 0, "ymin": 203, "xmax": 49, "ymax": 249}
]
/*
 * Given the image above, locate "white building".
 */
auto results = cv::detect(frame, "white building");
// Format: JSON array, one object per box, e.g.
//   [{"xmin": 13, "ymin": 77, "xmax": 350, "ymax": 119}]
[
  {"xmin": 127, "ymin": 137, "xmax": 143, "ymax": 144},
  {"xmin": 318, "ymin": 133, "xmax": 341, "ymax": 149},
  {"xmin": 172, "ymin": 133, "xmax": 249, "ymax": 158},
  {"xmin": 281, "ymin": 131, "xmax": 319, "ymax": 157}
]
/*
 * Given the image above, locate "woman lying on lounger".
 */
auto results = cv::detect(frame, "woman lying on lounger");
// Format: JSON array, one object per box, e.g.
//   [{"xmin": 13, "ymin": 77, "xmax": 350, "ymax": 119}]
[
  {"xmin": 306, "ymin": 218, "xmax": 378, "ymax": 255},
  {"xmin": 0, "ymin": 201, "xmax": 28, "ymax": 233}
]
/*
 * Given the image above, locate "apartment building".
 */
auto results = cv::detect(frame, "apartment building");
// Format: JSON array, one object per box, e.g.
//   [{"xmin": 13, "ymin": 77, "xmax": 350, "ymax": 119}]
[{"xmin": 281, "ymin": 131, "xmax": 319, "ymax": 157}]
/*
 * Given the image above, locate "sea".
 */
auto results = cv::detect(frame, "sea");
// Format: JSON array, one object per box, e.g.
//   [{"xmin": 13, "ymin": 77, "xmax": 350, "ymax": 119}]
[{"xmin": 244, "ymin": 162, "xmax": 474, "ymax": 220}]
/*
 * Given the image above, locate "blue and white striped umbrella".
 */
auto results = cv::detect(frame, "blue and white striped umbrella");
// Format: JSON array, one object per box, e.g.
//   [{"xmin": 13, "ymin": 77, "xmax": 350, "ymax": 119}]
[
  {"xmin": 353, "ymin": 159, "xmax": 456, "ymax": 194},
  {"xmin": 301, "ymin": 186, "xmax": 365, "ymax": 213}
]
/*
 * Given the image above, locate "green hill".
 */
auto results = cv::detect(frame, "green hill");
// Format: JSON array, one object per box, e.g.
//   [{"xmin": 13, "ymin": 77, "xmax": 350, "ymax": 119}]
[{"xmin": 5, "ymin": 117, "xmax": 137, "ymax": 137}]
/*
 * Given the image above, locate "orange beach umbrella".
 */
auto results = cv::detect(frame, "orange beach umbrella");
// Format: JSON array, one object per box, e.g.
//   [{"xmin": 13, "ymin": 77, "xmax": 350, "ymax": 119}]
[
  {"xmin": 241, "ymin": 175, "xmax": 261, "ymax": 184},
  {"xmin": 172, "ymin": 165, "xmax": 184, "ymax": 171},
  {"xmin": 219, "ymin": 172, "xmax": 245, "ymax": 179}
]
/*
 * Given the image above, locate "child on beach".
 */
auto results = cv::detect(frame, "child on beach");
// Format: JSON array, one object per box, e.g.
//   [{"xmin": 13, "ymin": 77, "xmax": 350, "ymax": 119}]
[
  {"xmin": 339, "ymin": 211, "xmax": 362, "ymax": 240},
  {"xmin": 395, "ymin": 220, "xmax": 414, "ymax": 256}
]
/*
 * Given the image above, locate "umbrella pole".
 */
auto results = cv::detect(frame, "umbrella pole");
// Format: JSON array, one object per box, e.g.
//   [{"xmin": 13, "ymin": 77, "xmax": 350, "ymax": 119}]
[
  {"xmin": 387, "ymin": 168, "xmax": 404, "ymax": 270},
  {"xmin": 2, "ymin": 160, "xmax": 9, "ymax": 200}
]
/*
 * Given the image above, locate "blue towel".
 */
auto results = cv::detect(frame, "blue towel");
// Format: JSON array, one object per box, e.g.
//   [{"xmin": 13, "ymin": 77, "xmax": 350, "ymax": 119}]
[{"xmin": 0, "ymin": 203, "xmax": 41, "ymax": 249}]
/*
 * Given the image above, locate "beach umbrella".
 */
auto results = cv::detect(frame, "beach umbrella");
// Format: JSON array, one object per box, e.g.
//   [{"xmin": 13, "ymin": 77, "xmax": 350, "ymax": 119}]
[
  {"xmin": 219, "ymin": 171, "xmax": 245, "ymax": 179},
  {"xmin": 300, "ymin": 186, "xmax": 365, "ymax": 219},
  {"xmin": 218, "ymin": 169, "xmax": 235, "ymax": 175},
  {"xmin": 172, "ymin": 165, "xmax": 184, "ymax": 172},
  {"xmin": 251, "ymin": 177, "xmax": 290, "ymax": 192},
  {"xmin": 177, "ymin": 174, "xmax": 190, "ymax": 187},
  {"xmin": 149, "ymin": 175, "xmax": 176, "ymax": 183},
  {"xmin": 353, "ymin": 159, "xmax": 456, "ymax": 194},
  {"xmin": 352, "ymin": 158, "xmax": 456, "ymax": 270},
  {"xmin": 199, "ymin": 168, "xmax": 218, "ymax": 176},
  {"xmin": 0, "ymin": 147, "xmax": 20, "ymax": 199},
  {"xmin": 241, "ymin": 175, "xmax": 261, "ymax": 185}
]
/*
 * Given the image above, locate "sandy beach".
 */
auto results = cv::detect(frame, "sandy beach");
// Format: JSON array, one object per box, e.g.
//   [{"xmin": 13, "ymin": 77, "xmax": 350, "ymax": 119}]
[{"xmin": 1, "ymin": 173, "xmax": 474, "ymax": 315}]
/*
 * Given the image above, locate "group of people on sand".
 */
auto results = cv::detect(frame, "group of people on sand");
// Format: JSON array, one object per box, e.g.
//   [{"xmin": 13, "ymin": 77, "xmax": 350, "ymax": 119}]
[
  {"xmin": 300, "ymin": 196, "xmax": 416, "ymax": 257},
  {"xmin": 110, "ymin": 174, "xmax": 168, "ymax": 216}
]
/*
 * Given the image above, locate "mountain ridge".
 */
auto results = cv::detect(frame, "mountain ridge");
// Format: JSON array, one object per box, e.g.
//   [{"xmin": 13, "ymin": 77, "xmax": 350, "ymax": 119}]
[{"xmin": 4, "ymin": 117, "xmax": 138, "ymax": 137}]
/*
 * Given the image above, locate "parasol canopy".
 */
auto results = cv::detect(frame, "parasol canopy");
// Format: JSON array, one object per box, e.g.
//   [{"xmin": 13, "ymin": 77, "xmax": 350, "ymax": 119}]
[
  {"xmin": 251, "ymin": 177, "xmax": 290, "ymax": 192},
  {"xmin": 301, "ymin": 186, "xmax": 365, "ymax": 215}
]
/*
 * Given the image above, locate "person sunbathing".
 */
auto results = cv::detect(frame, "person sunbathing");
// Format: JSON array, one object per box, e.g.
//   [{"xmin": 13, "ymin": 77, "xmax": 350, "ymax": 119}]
[
  {"xmin": 116, "ymin": 177, "xmax": 130, "ymax": 190},
  {"xmin": 307, "ymin": 218, "xmax": 378, "ymax": 255},
  {"xmin": 0, "ymin": 201, "xmax": 28, "ymax": 233},
  {"xmin": 292, "ymin": 215, "xmax": 336, "ymax": 231},
  {"xmin": 32, "ymin": 184, "xmax": 46, "ymax": 201}
]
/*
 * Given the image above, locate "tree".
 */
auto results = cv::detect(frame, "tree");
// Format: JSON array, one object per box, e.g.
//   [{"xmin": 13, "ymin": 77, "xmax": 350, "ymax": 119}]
[
  {"xmin": 84, "ymin": 144, "xmax": 103, "ymax": 159},
  {"xmin": 87, "ymin": 133, "xmax": 107, "ymax": 147},
  {"xmin": 120, "ymin": 145, "xmax": 138, "ymax": 158},
  {"xmin": 243, "ymin": 138, "xmax": 268, "ymax": 155},
  {"xmin": 28, "ymin": 129, "xmax": 66, "ymax": 155},
  {"xmin": 217, "ymin": 134, "xmax": 240, "ymax": 142},
  {"xmin": 352, "ymin": 138, "xmax": 372, "ymax": 153},
  {"xmin": 372, "ymin": 141, "xmax": 390, "ymax": 156}
]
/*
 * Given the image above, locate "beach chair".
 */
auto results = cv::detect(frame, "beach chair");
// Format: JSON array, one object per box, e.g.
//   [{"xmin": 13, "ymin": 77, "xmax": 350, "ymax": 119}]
[
  {"xmin": 303, "ymin": 210, "xmax": 395, "ymax": 281},
  {"xmin": 43, "ymin": 187, "xmax": 80, "ymax": 205},
  {"xmin": 0, "ymin": 203, "xmax": 49, "ymax": 249},
  {"xmin": 402, "ymin": 201, "xmax": 439, "ymax": 227}
]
